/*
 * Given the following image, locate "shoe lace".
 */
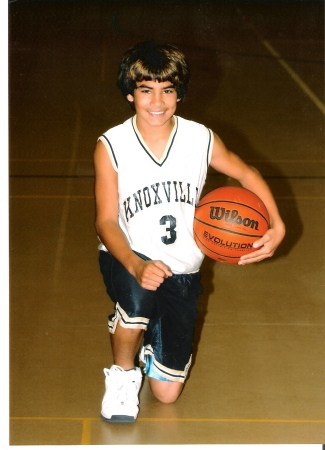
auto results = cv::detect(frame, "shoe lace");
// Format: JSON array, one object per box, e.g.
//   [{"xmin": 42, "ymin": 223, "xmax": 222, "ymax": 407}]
[
  {"xmin": 116, "ymin": 378, "xmax": 139, "ymax": 405},
  {"xmin": 105, "ymin": 367, "xmax": 140, "ymax": 406}
]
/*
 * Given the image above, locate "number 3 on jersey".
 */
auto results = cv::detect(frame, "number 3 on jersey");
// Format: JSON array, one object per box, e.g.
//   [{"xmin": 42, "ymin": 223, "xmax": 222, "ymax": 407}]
[{"xmin": 160, "ymin": 215, "xmax": 177, "ymax": 245}]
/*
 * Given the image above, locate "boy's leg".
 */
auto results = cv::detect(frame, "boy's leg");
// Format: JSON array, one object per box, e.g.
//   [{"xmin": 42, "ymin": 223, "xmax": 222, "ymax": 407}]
[
  {"xmin": 100, "ymin": 323, "xmax": 144, "ymax": 423},
  {"xmin": 99, "ymin": 249, "xmax": 156, "ymax": 370},
  {"xmin": 99, "ymin": 250, "xmax": 158, "ymax": 422},
  {"xmin": 142, "ymin": 271, "xmax": 202, "ymax": 404},
  {"xmin": 110, "ymin": 322, "xmax": 144, "ymax": 369},
  {"xmin": 148, "ymin": 377, "xmax": 184, "ymax": 404},
  {"xmin": 101, "ymin": 322, "xmax": 145, "ymax": 423}
]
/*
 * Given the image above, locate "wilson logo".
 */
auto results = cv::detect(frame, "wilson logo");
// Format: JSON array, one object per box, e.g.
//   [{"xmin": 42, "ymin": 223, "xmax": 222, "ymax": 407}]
[{"xmin": 209, "ymin": 207, "xmax": 259, "ymax": 230}]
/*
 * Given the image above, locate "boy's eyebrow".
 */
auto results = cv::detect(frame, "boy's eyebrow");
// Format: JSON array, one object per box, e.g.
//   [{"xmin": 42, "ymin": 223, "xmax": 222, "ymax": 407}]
[{"xmin": 137, "ymin": 83, "xmax": 175, "ymax": 89}]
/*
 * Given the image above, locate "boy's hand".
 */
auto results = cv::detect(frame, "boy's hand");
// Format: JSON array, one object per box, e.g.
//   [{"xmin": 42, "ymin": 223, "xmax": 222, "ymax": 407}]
[
  {"xmin": 238, "ymin": 224, "xmax": 285, "ymax": 265},
  {"xmin": 134, "ymin": 260, "xmax": 173, "ymax": 290}
]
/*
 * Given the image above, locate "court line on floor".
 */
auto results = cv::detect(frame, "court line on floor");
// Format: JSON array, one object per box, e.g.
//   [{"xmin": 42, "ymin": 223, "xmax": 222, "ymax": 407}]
[
  {"xmin": 140, "ymin": 418, "xmax": 325, "ymax": 423},
  {"xmin": 11, "ymin": 416, "xmax": 325, "ymax": 423},
  {"xmin": 9, "ymin": 158, "xmax": 93, "ymax": 162},
  {"xmin": 9, "ymin": 195, "xmax": 325, "ymax": 200},
  {"xmin": 81, "ymin": 418, "xmax": 92, "ymax": 445},
  {"xmin": 9, "ymin": 175, "xmax": 325, "ymax": 179},
  {"xmin": 52, "ymin": 102, "xmax": 81, "ymax": 288},
  {"xmin": 11, "ymin": 417, "xmax": 325, "ymax": 433},
  {"xmin": 10, "ymin": 195, "xmax": 94, "ymax": 199},
  {"xmin": 11, "ymin": 417, "xmax": 325, "ymax": 427},
  {"xmin": 237, "ymin": 9, "xmax": 325, "ymax": 115},
  {"xmin": 10, "ymin": 416, "xmax": 325, "ymax": 424},
  {"xmin": 11, "ymin": 416, "xmax": 325, "ymax": 445},
  {"xmin": 9, "ymin": 159, "xmax": 325, "ymax": 163}
]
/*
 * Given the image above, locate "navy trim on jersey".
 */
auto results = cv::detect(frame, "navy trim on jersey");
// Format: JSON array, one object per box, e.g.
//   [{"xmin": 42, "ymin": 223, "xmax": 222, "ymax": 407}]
[
  {"xmin": 131, "ymin": 117, "xmax": 178, "ymax": 167},
  {"xmin": 101, "ymin": 135, "xmax": 118, "ymax": 169},
  {"xmin": 206, "ymin": 129, "xmax": 212, "ymax": 168}
]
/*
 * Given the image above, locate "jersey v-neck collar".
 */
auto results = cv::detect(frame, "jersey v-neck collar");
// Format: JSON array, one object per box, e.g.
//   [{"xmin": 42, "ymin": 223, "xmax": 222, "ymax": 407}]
[{"xmin": 131, "ymin": 115, "xmax": 178, "ymax": 167}]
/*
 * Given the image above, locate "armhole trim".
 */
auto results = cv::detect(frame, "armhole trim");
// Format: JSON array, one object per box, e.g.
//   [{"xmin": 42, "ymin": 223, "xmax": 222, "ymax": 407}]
[
  {"xmin": 206, "ymin": 128, "xmax": 214, "ymax": 168},
  {"xmin": 98, "ymin": 135, "xmax": 118, "ymax": 172}
]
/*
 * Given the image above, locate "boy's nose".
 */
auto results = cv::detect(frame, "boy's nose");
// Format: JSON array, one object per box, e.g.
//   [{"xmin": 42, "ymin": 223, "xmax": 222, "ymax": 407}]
[{"xmin": 151, "ymin": 93, "xmax": 163, "ymax": 105}]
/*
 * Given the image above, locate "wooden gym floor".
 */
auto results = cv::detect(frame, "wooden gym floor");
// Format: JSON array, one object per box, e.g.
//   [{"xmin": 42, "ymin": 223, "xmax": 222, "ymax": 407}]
[{"xmin": 8, "ymin": 0, "xmax": 325, "ymax": 446}]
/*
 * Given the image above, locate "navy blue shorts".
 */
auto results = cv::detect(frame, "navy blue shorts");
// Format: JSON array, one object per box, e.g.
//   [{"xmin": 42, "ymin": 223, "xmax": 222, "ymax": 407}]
[{"xmin": 99, "ymin": 250, "xmax": 202, "ymax": 383}]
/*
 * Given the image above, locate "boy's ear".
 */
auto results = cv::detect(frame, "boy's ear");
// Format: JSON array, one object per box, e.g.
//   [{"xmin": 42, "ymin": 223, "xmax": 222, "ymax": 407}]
[{"xmin": 126, "ymin": 94, "xmax": 134, "ymax": 102}]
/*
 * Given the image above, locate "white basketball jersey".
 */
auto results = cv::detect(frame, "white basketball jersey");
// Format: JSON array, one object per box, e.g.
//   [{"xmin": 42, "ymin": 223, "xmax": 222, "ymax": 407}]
[{"xmin": 98, "ymin": 115, "xmax": 213, "ymax": 274}]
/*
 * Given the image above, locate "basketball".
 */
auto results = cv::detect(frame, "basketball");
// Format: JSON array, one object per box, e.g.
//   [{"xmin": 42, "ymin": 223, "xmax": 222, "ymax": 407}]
[{"xmin": 194, "ymin": 186, "xmax": 270, "ymax": 263}]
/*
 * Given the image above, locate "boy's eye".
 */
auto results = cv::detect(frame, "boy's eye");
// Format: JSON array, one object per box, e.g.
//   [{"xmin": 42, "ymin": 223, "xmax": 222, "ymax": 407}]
[{"xmin": 137, "ymin": 87, "xmax": 176, "ymax": 94}]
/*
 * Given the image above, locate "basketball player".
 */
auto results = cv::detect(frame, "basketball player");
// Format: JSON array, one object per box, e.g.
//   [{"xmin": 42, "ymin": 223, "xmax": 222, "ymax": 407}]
[{"xmin": 94, "ymin": 41, "xmax": 285, "ymax": 422}]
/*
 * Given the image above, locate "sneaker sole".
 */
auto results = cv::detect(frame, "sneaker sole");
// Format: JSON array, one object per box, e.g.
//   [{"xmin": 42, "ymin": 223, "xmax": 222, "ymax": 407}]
[{"xmin": 100, "ymin": 413, "xmax": 136, "ymax": 423}]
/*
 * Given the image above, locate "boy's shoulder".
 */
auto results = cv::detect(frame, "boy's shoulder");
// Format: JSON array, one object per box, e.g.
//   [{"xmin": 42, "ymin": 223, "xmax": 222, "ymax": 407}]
[
  {"xmin": 101, "ymin": 117, "xmax": 133, "ymax": 138},
  {"xmin": 177, "ymin": 115, "xmax": 207, "ymax": 129},
  {"xmin": 176, "ymin": 116, "xmax": 210, "ymax": 137}
]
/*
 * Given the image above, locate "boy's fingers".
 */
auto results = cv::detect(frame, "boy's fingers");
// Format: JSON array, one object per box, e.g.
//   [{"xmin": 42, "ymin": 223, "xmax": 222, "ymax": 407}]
[{"xmin": 153, "ymin": 261, "xmax": 173, "ymax": 277}]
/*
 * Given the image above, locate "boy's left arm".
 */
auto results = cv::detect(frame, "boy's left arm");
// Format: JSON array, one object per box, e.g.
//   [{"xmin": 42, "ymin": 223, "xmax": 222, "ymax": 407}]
[{"xmin": 209, "ymin": 133, "xmax": 286, "ymax": 265}]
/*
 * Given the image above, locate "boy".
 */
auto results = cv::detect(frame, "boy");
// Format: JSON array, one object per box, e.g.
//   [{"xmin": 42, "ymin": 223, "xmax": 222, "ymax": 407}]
[{"xmin": 94, "ymin": 41, "xmax": 285, "ymax": 423}]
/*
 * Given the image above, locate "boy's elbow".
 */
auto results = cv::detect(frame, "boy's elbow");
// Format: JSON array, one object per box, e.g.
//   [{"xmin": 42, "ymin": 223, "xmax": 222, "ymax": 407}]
[
  {"xmin": 95, "ymin": 216, "xmax": 105, "ymax": 236},
  {"xmin": 95, "ymin": 220, "xmax": 100, "ymax": 235},
  {"xmin": 95, "ymin": 216, "xmax": 117, "ymax": 236},
  {"xmin": 247, "ymin": 164, "xmax": 262, "ymax": 178}
]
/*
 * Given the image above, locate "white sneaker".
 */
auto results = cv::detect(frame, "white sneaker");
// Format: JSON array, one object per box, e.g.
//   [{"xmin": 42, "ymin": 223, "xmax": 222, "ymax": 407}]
[{"xmin": 100, "ymin": 365, "xmax": 142, "ymax": 422}]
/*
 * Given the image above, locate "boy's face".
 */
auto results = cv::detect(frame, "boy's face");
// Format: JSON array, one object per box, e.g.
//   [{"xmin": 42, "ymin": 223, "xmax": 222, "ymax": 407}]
[{"xmin": 127, "ymin": 80, "xmax": 180, "ymax": 128}]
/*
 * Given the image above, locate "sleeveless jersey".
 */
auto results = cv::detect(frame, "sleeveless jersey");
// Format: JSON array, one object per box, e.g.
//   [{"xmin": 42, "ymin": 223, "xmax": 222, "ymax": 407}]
[{"xmin": 98, "ymin": 115, "xmax": 213, "ymax": 274}]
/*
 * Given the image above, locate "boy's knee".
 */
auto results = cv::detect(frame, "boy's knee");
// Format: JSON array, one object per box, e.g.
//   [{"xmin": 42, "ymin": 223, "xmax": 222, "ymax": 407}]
[
  {"xmin": 153, "ymin": 391, "xmax": 179, "ymax": 404},
  {"xmin": 148, "ymin": 377, "xmax": 184, "ymax": 404}
]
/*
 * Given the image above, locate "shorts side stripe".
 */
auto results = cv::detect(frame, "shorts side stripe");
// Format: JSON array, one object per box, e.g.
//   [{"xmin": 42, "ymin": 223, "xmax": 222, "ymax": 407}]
[
  {"xmin": 144, "ymin": 345, "xmax": 192, "ymax": 383},
  {"xmin": 108, "ymin": 302, "xmax": 149, "ymax": 333}
]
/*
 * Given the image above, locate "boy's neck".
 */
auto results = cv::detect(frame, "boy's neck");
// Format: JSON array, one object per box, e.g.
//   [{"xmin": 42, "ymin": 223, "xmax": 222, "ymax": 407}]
[
  {"xmin": 134, "ymin": 115, "xmax": 176, "ymax": 159},
  {"xmin": 135, "ymin": 114, "xmax": 175, "ymax": 137}
]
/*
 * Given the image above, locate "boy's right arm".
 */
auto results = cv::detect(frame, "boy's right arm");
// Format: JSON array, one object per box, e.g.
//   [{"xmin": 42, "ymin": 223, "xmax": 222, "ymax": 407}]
[{"xmin": 94, "ymin": 140, "xmax": 172, "ymax": 290}]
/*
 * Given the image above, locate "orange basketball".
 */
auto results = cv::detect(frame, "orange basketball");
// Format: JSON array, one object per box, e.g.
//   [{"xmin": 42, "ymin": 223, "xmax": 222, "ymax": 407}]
[{"xmin": 194, "ymin": 186, "xmax": 270, "ymax": 263}]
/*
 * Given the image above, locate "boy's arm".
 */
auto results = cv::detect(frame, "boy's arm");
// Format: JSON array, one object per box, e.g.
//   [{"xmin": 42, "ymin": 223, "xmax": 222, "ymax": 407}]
[
  {"xmin": 209, "ymin": 133, "xmax": 285, "ymax": 265},
  {"xmin": 94, "ymin": 140, "xmax": 172, "ymax": 289}
]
